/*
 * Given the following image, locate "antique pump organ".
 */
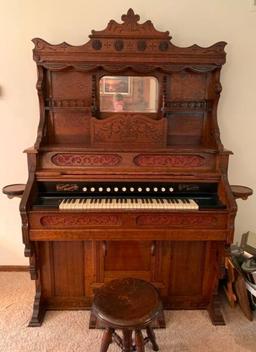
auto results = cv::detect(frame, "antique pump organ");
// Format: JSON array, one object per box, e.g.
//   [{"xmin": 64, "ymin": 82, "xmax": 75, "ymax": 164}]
[{"xmin": 13, "ymin": 9, "xmax": 242, "ymax": 326}]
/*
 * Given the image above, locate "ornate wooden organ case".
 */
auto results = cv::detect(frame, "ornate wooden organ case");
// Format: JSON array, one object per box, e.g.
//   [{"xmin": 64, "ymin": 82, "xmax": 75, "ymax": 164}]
[{"xmin": 20, "ymin": 9, "xmax": 237, "ymax": 326}]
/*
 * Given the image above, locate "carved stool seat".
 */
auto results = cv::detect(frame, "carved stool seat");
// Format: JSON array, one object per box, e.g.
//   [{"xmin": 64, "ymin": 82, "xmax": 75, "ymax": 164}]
[{"xmin": 92, "ymin": 278, "xmax": 162, "ymax": 352}]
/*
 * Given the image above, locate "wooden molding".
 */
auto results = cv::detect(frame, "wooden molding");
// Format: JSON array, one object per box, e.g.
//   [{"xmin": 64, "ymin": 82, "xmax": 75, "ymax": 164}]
[{"xmin": 0, "ymin": 265, "xmax": 29, "ymax": 272}]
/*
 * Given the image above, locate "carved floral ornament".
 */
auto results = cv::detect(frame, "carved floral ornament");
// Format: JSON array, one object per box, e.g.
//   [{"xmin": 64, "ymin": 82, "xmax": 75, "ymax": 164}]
[
  {"xmin": 91, "ymin": 115, "xmax": 166, "ymax": 146},
  {"xmin": 133, "ymin": 154, "xmax": 206, "ymax": 167},
  {"xmin": 51, "ymin": 153, "xmax": 122, "ymax": 167},
  {"xmin": 40, "ymin": 214, "xmax": 121, "ymax": 227},
  {"xmin": 137, "ymin": 214, "xmax": 219, "ymax": 227}
]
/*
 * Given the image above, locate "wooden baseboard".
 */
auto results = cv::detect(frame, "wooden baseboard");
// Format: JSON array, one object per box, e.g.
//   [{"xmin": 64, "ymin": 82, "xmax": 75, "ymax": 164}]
[{"xmin": 0, "ymin": 265, "xmax": 29, "ymax": 272}]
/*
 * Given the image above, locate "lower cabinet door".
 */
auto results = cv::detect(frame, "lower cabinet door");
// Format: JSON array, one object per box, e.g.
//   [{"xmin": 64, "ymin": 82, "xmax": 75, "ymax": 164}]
[{"xmin": 91, "ymin": 240, "xmax": 171, "ymax": 298}]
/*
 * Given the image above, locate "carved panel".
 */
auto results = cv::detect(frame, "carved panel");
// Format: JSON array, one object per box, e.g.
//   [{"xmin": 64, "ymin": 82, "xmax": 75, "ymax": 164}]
[
  {"xmin": 91, "ymin": 115, "xmax": 167, "ymax": 147},
  {"xmin": 137, "ymin": 214, "xmax": 220, "ymax": 227},
  {"xmin": 40, "ymin": 214, "xmax": 121, "ymax": 227},
  {"xmin": 51, "ymin": 153, "xmax": 122, "ymax": 167},
  {"xmin": 134, "ymin": 154, "xmax": 205, "ymax": 167}
]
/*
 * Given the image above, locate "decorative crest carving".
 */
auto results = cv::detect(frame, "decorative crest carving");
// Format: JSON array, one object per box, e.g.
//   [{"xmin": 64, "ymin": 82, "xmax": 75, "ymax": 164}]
[
  {"xmin": 32, "ymin": 9, "xmax": 226, "ymax": 64},
  {"xmin": 90, "ymin": 8, "xmax": 171, "ymax": 39}
]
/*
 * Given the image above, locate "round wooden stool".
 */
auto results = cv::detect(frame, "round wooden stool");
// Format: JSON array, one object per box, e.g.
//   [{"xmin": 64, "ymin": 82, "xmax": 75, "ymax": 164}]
[{"xmin": 92, "ymin": 278, "xmax": 162, "ymax": 352}]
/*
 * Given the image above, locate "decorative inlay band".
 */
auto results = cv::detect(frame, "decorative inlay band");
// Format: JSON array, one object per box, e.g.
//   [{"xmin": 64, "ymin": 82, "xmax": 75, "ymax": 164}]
[
  {"xmin": 51, "ymin": 154, "xmax": 122, "ymax": 167},
  {"xmin": 40, "ymin": 215, "xmax": 121, "ymax": 227},
  {"xmin": 137, "ymin": 214, "xmax": 219, "ymax": 227},
  {"xmin": 46, "ymin": 98, "xmax": 88, "ymax": 108},
  {"xmin": 165, "ymin": 100, "xmax": 212, "ymax": 112},
  {"xmin": 134, "ymin": 154, "xmax": 205, "ymax": 167}
]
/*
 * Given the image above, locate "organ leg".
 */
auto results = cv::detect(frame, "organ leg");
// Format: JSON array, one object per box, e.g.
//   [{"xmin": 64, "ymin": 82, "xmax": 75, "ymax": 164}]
[
  {"xmin": 28, "ymin": 285, "xmax": 46, "ymax": 327},
  {"xmin": 207, "ymin": 281, "xmax": 225, "ymax": 325}
]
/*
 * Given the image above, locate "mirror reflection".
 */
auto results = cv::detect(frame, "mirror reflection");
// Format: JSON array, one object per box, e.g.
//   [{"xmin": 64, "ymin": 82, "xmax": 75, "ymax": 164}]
[{"xmin": 99, "ymin": 76, "xmax": 159, "ymax": 113}]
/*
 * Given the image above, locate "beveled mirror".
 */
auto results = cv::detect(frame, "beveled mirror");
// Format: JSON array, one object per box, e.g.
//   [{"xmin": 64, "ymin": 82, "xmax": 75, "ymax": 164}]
[{"xmin": 99, "ymin": 76, "xmax": 159, "ymax": 113}]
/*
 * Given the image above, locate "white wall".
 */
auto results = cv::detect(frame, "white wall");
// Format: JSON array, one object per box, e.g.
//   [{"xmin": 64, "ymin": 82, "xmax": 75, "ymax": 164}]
[{"xmin": 0, "ymin": 0, "xmax": 255, "ymax": 265}]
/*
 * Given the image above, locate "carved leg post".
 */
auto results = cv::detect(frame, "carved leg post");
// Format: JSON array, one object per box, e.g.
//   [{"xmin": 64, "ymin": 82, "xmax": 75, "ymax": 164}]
[
  {"xmin": 100, "ymin": 328, "xmax": 113, "ymax": 352},
  {"xmin": 146, "ymin": 326, "xmax": 159, "ymax": 351},
  {"xmin": 123, "ymin": 330, "xmax": 133, "ymax": 352}
]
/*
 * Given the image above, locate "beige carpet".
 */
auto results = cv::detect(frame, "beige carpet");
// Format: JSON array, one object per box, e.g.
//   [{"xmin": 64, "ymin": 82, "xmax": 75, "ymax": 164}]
[{"xmin": 0, "ymin": 273, "xmax": 255, "ymax": 352}]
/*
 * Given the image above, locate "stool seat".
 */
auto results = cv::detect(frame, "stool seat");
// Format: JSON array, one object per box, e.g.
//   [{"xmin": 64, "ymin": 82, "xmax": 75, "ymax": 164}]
[
  {"xmin": 92, "ymin": 278, "xmax": 162, "ymax": 351},
  {"xmin": 93, "ymin": 278, "xmax": 161, "ymax": 328}
]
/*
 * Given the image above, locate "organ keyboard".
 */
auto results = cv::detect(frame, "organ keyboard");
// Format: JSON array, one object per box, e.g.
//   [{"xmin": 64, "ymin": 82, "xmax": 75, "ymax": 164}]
[{"xmin": 59, "ymin": 197, "xmax": 199, "ymax": 210}]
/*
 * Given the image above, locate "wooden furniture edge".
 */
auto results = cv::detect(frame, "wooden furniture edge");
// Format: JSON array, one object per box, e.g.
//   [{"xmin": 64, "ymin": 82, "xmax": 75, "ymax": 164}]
[{"xmin": 0, "ymin": 265, "xmax": 29, "ymax": 272}]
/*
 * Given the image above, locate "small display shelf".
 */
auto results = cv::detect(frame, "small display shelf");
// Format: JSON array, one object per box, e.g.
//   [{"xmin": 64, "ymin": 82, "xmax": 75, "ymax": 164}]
[
  {"xmin": 2, "ymin": 184, "xmax": 25, "ymax": 199},
  {"xmin": 230, "ymin": 185, "xmax": 253, "ymax": 200}
]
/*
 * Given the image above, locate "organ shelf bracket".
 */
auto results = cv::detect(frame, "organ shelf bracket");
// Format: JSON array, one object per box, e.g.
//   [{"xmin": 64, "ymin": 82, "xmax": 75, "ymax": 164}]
[
  {"xmin": 2, "ymin": 184, "xmax": 25, "ymax": 199},
  {"xmin": 230, "ymin": 185, "xmax": 253, "ymax": 200}
]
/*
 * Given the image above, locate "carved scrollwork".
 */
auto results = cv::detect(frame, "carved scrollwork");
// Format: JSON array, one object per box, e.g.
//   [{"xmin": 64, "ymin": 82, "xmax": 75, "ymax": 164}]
[
  {"xmin": 134, "ymin": 154, "xmax": 205, "ymax": 167},
  {"xmin": 51, "ymin": 153, "xmax": 122, "ymax": 167},
  {"xmin": 39, "ymin": 63, "xmax": 220, "ymax": 73},
  {"xmin": 40, "ymin": 214, "xmax": 121, "ymax": 227},
  {"xmin": 137, "ymin": 214, "xmax": 219, "ymax": 227},
  {"xmin": 91, "ymin": 115, "xmax": 166, "ymax": 146}
]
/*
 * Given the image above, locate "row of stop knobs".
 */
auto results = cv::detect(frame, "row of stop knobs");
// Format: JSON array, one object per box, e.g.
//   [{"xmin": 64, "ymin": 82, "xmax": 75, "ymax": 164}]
[{"xmin": 82, "ymin": 186, "xmax": 175, "ymax": 193}]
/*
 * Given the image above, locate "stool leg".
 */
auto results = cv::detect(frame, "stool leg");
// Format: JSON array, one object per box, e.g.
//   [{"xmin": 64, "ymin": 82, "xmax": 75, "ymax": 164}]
[
  {"xmin": 100, "ymin": 328, "xmax": 113, "ymax": 352},
  {"xmin": 146, "ymin": 326, "xmax": 159, "ymax": 351},
  {"xmin": 135, "ymin": 330, "xmax": 145, "ymax": 352},
  {"xmin": 123, "ymin": 329, "xmax": 132, "ymax": 352}
]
